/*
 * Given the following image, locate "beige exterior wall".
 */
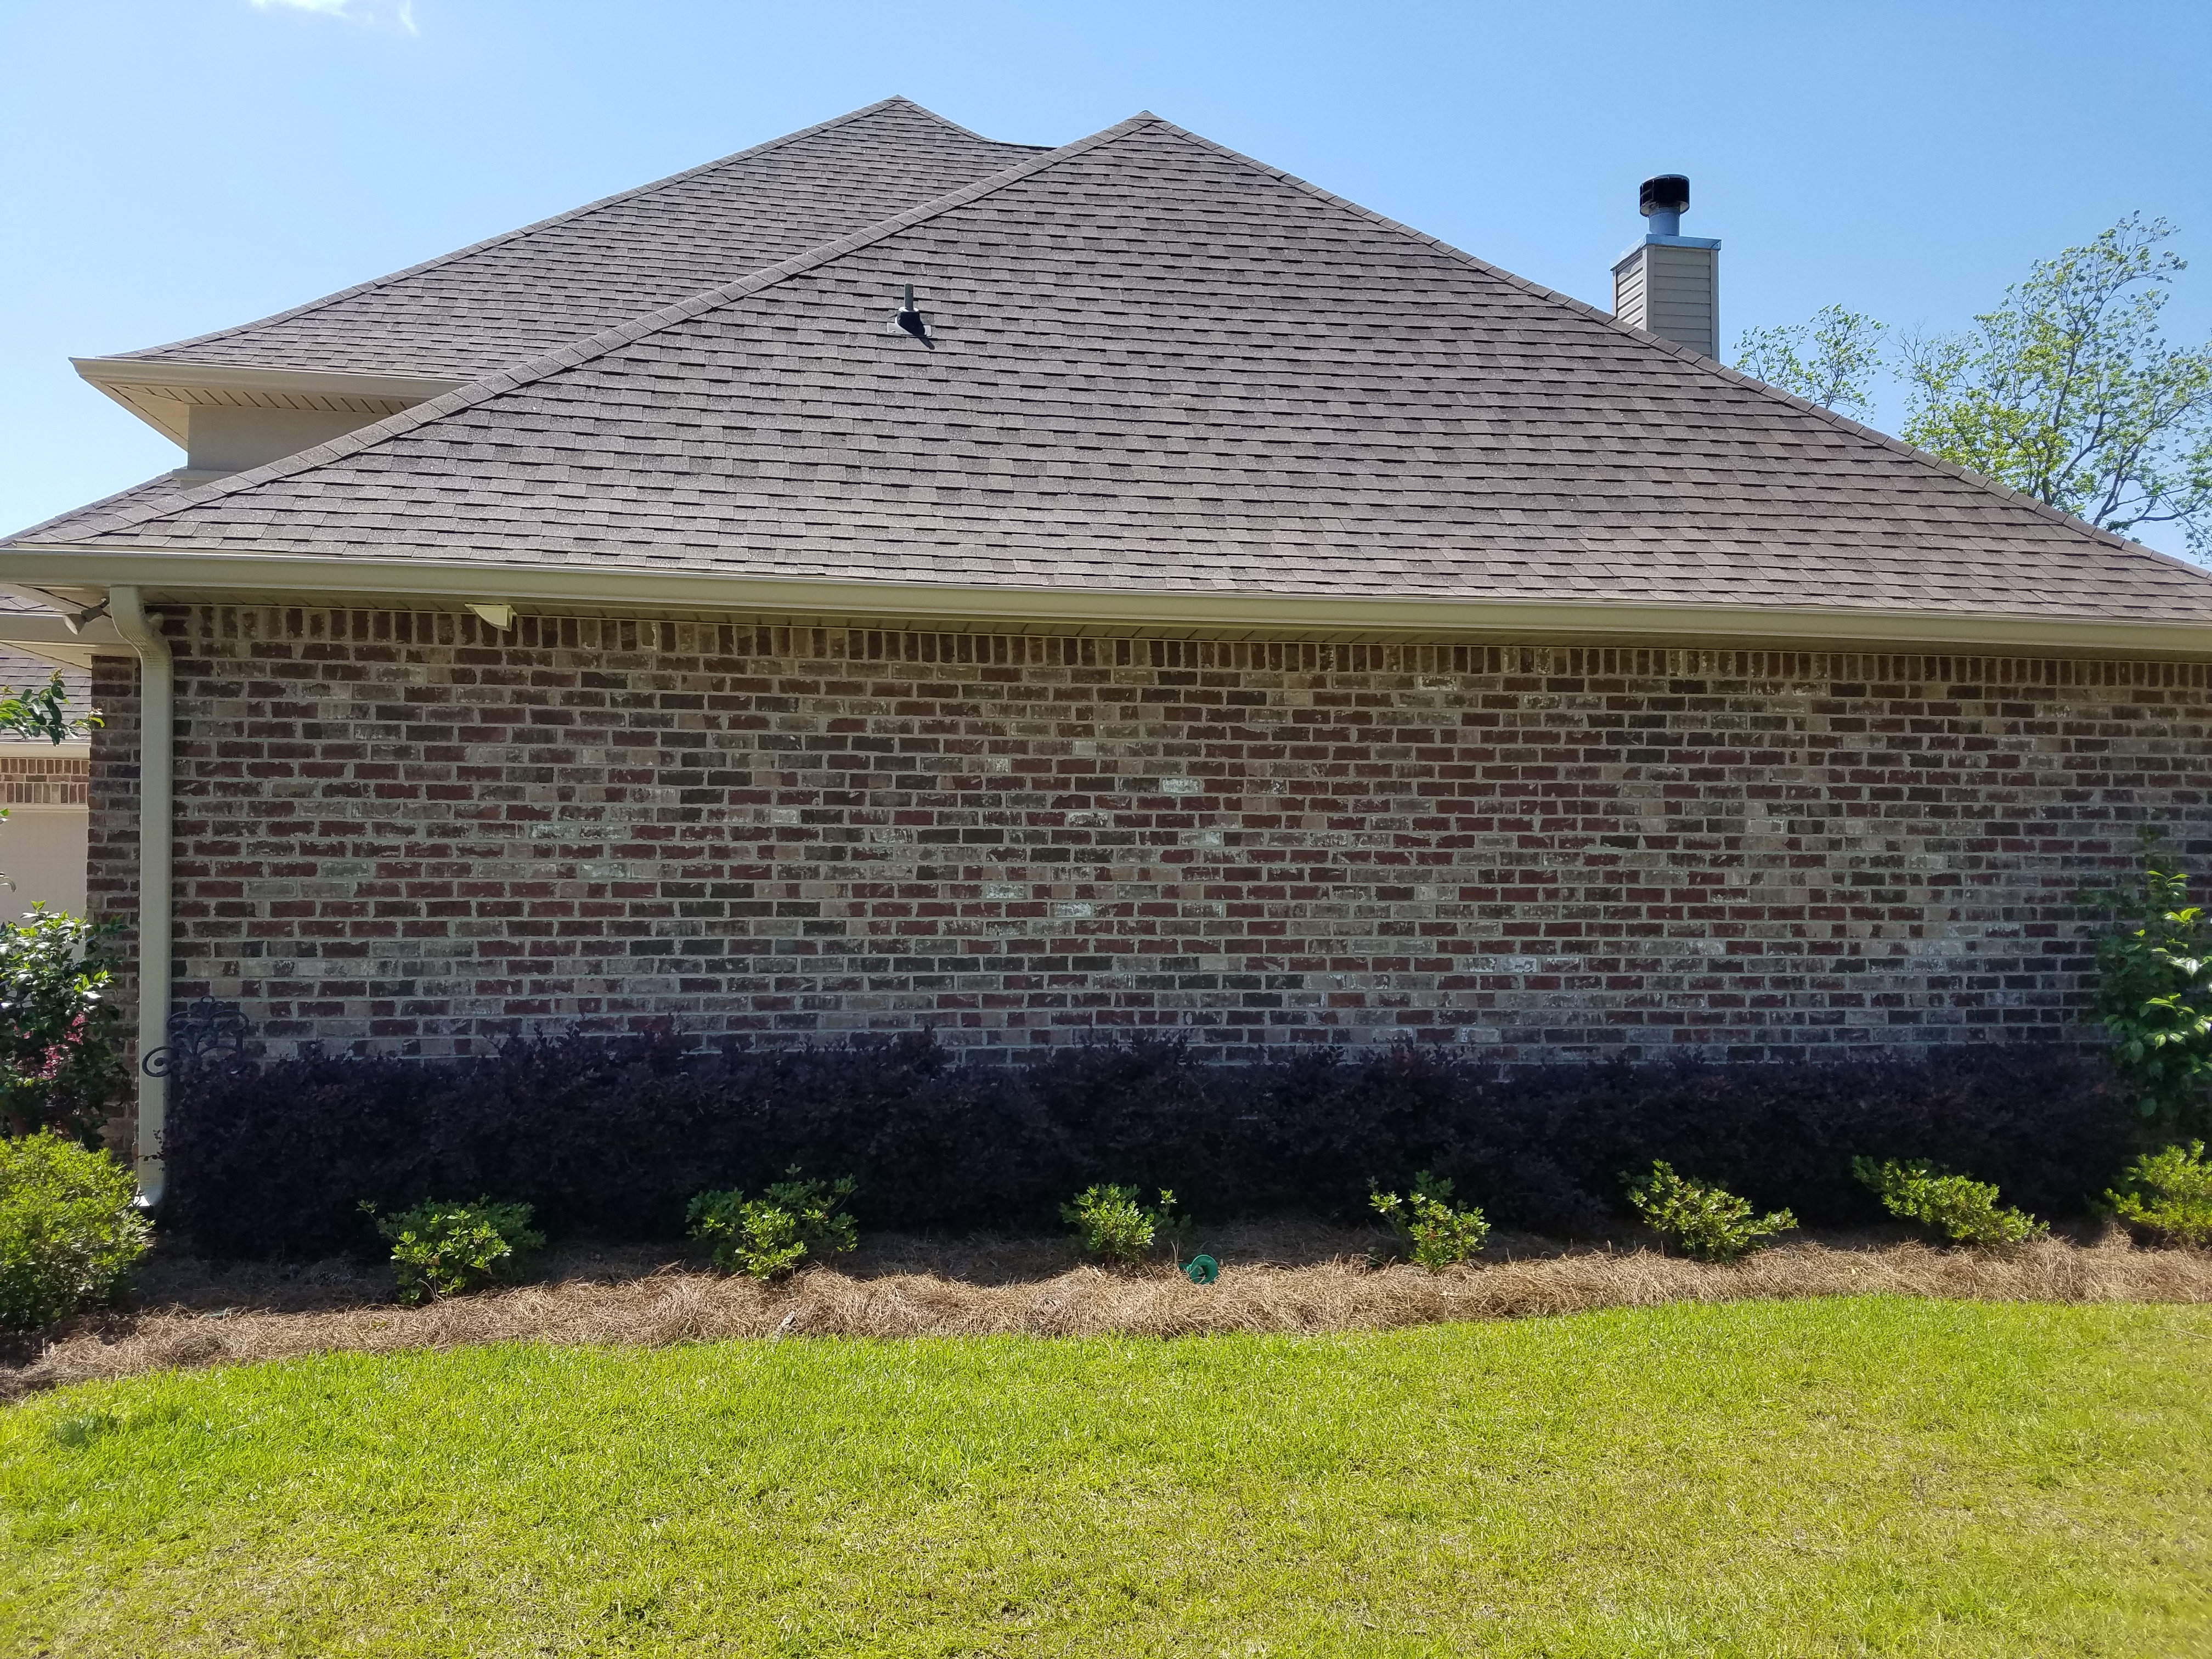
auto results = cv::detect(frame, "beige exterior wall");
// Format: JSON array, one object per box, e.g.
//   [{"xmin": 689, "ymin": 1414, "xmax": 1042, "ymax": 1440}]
[{"xmin": 0, "ymin": 744, "xmax": 89, "ymax": 918}]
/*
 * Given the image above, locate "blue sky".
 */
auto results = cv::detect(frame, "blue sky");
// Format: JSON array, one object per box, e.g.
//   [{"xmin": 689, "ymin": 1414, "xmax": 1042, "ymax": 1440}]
[{"xmin": 5, "ymin": 0, "xmax": 2209, "ymax": 549}]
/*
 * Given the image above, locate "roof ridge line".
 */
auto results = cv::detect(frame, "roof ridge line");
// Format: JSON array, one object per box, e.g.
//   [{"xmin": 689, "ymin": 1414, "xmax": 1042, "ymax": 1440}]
[
  {"xmin": 104, "ymin": 97, "xmax": 1012, "ymax": 369},
  {"xmin": 40, "ymin": 114, "xmax": 1165, "ymax": 546},
  {"xmin": 904, "ymin": 104, "xmax": 1056, "ymax": 153},
  {"xmin": 1130, "ymin": 114, "xmax": 2181, "ymax": 568}
]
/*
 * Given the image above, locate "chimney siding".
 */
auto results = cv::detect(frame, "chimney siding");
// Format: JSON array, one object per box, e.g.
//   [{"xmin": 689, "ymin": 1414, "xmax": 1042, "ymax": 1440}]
[{"xmin": 1612, "ymin": 239, "xmax": 1719, "ymax": 359}]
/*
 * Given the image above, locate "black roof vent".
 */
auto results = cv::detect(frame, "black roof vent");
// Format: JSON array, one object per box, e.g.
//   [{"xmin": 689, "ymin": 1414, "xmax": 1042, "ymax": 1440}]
[
  {"xmin": 1639, "ymin": 174, "xmax": 1690, "ymax": 217},
  {"xmin": 887, "ymin": 283, "xmax": 933, "ymax": 348}
]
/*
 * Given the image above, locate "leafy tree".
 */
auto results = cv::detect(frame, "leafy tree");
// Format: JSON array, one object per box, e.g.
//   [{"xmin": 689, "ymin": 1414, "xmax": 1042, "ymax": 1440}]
[
  {"xmin": 0, "ymin": 907, "xmax": 131, "ymax": 1141},
  {"xmin": 1737, "ymin": 217, "xmax": 2212, "ymax": 555},
  {"xmin": 1901, "ymin": 215, "xmax": 2212, "ymax": 551},
  {"xmin": 2082, "ymin": 842, "xmax": 2212, "ymax": 1128},
  {"xmin": 1735, "ymin": 304, "xmax": 1887, "ymax": 417},
  {"xmin": 0, "ymin": 673, "xmax": 98, "ymax": 746}
]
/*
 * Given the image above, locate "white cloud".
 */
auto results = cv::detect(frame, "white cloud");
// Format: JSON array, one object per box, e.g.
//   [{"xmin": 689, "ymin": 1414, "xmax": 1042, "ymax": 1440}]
[{"xmin": 251, "ymin": 0, "xmax": 419, "ymax": 33}]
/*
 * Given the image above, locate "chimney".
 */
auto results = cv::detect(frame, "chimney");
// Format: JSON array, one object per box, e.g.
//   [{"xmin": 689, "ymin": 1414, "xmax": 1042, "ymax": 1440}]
[{"xmin": 1611, "ymin": 173, "xmax": 1720, "ymax": 358}]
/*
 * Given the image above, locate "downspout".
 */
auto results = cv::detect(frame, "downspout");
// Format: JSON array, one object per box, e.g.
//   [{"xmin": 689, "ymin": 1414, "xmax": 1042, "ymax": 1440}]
[{"xmin": 106, "ymin": 588, "xmax": 171, "ymax": 1205}]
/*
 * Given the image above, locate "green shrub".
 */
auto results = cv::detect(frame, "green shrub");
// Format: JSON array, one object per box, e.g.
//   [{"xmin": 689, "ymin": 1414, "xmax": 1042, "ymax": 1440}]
[
  {"xmin": 2083, "ymin": 844, "xmax": 2212, "ymax": 1128},
  {"xmin": 1, "ymin": 907, "xmax": 131, "ymax": 1140},
  {"xmin": 364, "ymin": 1198, "xmax": 543, "ymax": 1304},
  {"xmin": 2104, "ymin": 1141, "xmax": 2212, "ymax": 1247},
  {"xmin": 1626, "ymin": 1161, "xmax": 1797, "ymax": 1262},
  {"xmin": 1854, "ymin": 1158, "xmax": 2047, "ymax": 1248},
  {"xmin": 0, "ymin": 1132, "xmax": 150, "ymax": 1329},
  {"xmin": 1060, "ymin": 1184, "xmax": 1185, "ymax": 1268},
  {"xmin": 686, "ymin": 1170, "xmax": 857, "ymax": 1282},
  {"xmin": 1369, "ymin": 1171, "xmax": 1490, "ymax": 1272}
]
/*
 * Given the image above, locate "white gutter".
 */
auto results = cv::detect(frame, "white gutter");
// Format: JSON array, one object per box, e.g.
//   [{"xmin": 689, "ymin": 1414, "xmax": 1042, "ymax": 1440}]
[
  {"xmin": 105, "ymin": 586, "xmax": 171, "ymax": 1206},
  {"xmin": 3, "ymin": 548, "xmax": 2212, "ymax": 659}
]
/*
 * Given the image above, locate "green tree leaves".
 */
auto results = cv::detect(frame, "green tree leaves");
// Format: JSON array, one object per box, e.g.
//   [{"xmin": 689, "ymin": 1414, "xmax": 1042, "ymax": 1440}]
[
  {"xmin": 0, "ymin": 674, "xmax": 97, "ymax": 746},
  {"xmin": 1735, "ymin": 304, "xmax": 1887, "ymax": 417},
  {"xmin": 2084, "ymin": 844, "xmax": 2212, "ymax": 1128},
  {"xmin": 1901, "ymin": 215, "xmax": 2212, "ymax": 551},
  {"xmin": 1734, "ymin": 215, "xmax": 2212, "ymax": 555}
]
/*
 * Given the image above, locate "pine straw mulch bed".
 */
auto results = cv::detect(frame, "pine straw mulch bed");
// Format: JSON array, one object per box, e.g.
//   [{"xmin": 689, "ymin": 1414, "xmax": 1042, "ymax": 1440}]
[{"xmin": 8, "ymin": 1221, "xmax": 2210, "ymax": 1400}]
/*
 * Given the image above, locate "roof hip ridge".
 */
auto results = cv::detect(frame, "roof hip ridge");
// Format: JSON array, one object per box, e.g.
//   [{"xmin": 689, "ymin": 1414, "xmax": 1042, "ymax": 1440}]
[
  {"xmin": 32, "ymin": 112, "xmax": 1166, "ymax": 548},
  {"xmin": 1134, "ymin": 114, "xmax": 2177, "ymax": 566},
  {"xmin": 101, "ymin": 96, "xmax": 1014, "ymax": 371}
]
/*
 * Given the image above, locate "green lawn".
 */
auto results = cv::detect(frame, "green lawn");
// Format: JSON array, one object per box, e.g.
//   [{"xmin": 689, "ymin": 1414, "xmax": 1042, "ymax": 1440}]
[{"xmin": 2, "ymin": 1298, "xmax": 2207, "ymax": 1657}]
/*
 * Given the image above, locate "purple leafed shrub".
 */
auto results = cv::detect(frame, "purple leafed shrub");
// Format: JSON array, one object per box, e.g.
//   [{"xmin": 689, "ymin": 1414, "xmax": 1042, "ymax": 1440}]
[{"xmin": 161, "ymin": 1030, "xmax": 2136, "ymax": 1258}]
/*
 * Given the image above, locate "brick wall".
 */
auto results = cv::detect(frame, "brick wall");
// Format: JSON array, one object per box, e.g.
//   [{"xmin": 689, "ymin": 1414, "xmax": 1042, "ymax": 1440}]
[
  {"xmin": 86, "ymin": 605, "xmax": 2212, "ymax": 1067},
  {"xmin": 0, "ymin": 748, "xmax": 88, "ymax": 807}
]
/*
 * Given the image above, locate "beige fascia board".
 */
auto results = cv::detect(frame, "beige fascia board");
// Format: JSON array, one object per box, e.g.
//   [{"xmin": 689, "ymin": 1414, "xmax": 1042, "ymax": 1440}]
[{"xmin": 3, "ymin": 546, "xmax": 2212, "ymax": 660}]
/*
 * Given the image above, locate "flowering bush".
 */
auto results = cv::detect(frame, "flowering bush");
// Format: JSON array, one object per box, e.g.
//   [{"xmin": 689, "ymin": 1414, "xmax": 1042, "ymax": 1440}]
[{"xmin": 1, "ymin": 908, "xmax": 129, "ymax": 1141}]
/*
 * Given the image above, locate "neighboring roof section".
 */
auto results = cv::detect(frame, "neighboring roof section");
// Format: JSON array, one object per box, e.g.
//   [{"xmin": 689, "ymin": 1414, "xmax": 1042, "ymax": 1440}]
[
  {"xmin": 105, "ymin": 98, "xmax": 1042, "ymax": 382},
  {"xmin": 23, "ymin": 115, "xmax": 2212, "ymax": 632},
  {"xmin": 6, "ymin": 473, "xmax": 196, "ymax": 546},
  {"xmin": 0, "ymin": 593, "xmax": 94, "ymax": 709}
]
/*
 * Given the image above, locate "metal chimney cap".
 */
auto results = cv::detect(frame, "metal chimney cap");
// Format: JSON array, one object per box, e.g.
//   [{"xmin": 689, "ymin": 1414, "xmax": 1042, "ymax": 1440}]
[{"xmin": 1639, "ymin": 174, "xmax": 1690, "ymax": 217}]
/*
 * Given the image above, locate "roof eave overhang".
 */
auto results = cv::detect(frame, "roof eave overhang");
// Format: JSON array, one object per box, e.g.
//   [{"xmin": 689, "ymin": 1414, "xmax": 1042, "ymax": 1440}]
[
  {"xmin": 3, "ymin": 547, "xmax": 2210, "ymax": 661},
  {"xmin": 72, "ymin": 358, "xmax": 468, "ymax": 447}
]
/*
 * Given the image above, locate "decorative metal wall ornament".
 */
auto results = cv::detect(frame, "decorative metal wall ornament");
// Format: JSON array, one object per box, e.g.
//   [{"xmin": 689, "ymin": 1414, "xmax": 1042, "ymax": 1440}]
[{"xmin": 142, "ymin": 996, "xmax": 252, "ymax": 1078}]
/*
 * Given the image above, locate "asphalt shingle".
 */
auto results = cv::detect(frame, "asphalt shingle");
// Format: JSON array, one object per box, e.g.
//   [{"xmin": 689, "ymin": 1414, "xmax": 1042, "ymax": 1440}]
[
  {"xmin": 21, "ymin": 112, "xmax": 2212, "ymax": 627},
  {"xmin": 108, "ymin": 98, "xmax": 1041, "ymax": 381}
]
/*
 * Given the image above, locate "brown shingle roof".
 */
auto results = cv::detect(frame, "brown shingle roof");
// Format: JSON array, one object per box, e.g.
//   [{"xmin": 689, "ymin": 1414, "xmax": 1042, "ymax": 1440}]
[
  {"xmin": 22, "ymin": 113, "xmax": 2212, "ymax": 627},
  {"xmin": 5, "ymin": 472, "xmax": 195, "ymax": 545},
  {"xmin": 107, "ymin": 98, "xmax": 1041, "ymax": 382},
  {"xmin": 0, "ymin": 591, "xmax": 93, "ymax": 711}
]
